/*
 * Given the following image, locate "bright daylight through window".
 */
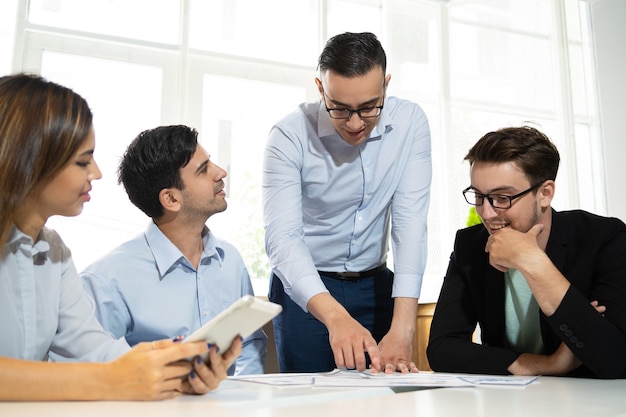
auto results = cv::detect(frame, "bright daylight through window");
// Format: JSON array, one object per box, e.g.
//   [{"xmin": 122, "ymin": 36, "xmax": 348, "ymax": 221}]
[{"xmin": 3, "ymin": 0, "xmax": 603, "ymax": 300}]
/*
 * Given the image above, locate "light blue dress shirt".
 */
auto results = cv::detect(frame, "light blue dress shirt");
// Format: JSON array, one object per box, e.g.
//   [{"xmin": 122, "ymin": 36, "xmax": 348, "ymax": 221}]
[
  {"xmin": 0, "ymin": 226, "xmax": 129, "ymax": 362},
  {"xmin": 263, "ymin": 96, "xmax": 432, "ymax": 310},
  {"xmin": 81, "ymin": 222, "xmax": 266, "ymax": 375}
]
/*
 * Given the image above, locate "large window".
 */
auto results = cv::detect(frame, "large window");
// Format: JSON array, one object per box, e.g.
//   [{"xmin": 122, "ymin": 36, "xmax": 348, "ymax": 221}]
[{"xmin": 3, "ymin": 0, "xmax": 603, "ymax": 300}]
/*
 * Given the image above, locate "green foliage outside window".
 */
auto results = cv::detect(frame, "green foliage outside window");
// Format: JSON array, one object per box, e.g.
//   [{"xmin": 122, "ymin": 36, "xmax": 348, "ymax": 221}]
[{"xmin": 466, "ymin": 206, "xmax": 482, "ymax": 227}]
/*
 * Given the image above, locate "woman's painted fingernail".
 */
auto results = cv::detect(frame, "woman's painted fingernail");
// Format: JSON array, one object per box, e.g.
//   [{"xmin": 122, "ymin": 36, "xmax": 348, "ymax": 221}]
[
  {"xmin": 207, "ymin": 343, "xmax": 215, "ymax": 350},
  {"xmin": 190, "ymin": 371, "xmax": 196, "ymax": 379},
  {"xmin": 196, "ymin": 356, "xmax": 202, "ymax": 365},
  {"xmin": 172, "ymin": 335, "xmax": 184, "ymax": 342}
]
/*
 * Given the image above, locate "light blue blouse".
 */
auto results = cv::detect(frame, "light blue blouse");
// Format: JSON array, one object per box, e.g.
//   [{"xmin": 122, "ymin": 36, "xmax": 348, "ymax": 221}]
[{"xmin": 0, "ymin": 226, "xmax": 129, "ymax": 362}]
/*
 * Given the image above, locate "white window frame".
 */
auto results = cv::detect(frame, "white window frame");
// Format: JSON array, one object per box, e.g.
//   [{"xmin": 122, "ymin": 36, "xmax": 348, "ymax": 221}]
[{"xmin": 6, "ymin": 0, "xmax": 604, "ymax": 301}]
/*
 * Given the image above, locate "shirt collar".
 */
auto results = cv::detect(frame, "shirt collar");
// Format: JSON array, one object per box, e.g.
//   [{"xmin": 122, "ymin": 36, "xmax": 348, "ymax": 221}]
[
  {"xmin": 316, "ymin": 99, "xmax": 394, "ymax": 140},
  {"xmin": 8, "ymin": 225, "xmax": 50, "ymax": 257},
  {"xmin": 144, "ymin": 221, "xmax": 224, "ymax": 279}
]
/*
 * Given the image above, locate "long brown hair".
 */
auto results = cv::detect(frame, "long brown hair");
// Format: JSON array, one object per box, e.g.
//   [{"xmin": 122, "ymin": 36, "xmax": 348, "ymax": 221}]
[{"xmin": 0, "ymin": 73, "xmax": 93, "ymax": 247}]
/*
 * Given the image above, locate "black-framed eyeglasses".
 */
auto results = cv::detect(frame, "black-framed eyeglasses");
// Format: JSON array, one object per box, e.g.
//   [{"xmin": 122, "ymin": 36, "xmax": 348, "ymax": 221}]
[
  {"xmin": 462, "ymin": 181, "xmax": 545, "ymax": 209},
  {"xmin": 322, "ymin": 92, "xmax": 384, "ymax": 120}
]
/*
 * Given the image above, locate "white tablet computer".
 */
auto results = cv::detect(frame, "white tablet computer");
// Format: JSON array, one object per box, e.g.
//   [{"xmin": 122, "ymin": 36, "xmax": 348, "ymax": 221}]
[{"xmin": 183, "ymin": 295, "xmax": 282, "ymax": 361}]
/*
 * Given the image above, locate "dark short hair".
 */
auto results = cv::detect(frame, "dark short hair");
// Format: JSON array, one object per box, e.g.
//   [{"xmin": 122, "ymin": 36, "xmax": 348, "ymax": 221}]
[
  {"xmin": 464, "ymin": 126, "xmax": 560, "ymax": 186},
  {"xmin": 118, "ymin": 125, "xmax": 198, "ymax": 219},
  {"xmin": 317, "ymin": 32, "xmax": 387, "ymax": 77}
]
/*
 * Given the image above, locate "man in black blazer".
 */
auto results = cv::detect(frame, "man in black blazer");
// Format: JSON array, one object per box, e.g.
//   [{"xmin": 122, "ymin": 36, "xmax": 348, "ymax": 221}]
[{"xmin": 427, "ymin": 126, "xmax": 626, "ymax": 378}]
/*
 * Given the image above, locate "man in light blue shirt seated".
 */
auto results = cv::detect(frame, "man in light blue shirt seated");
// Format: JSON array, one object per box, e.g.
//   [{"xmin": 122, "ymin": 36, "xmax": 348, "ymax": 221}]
[{"xmin": 82, "ymin": 125, "xmax": 266, "ymax": 376}]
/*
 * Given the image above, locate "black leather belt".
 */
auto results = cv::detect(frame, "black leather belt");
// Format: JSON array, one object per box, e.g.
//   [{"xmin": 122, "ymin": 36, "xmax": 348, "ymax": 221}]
[{"xmin": 318, "ymin": 263, "xmax": 387, "ymax": 282}]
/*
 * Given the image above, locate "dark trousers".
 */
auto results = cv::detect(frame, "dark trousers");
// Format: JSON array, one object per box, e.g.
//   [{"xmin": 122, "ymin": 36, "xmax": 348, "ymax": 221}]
[{"xmin": 268, "ymin": 269, "xmax": 394, "ymax": 373}]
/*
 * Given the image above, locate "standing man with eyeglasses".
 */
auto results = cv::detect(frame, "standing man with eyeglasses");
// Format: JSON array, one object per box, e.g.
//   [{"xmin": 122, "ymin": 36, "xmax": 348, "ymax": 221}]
[
  {"xmin": 263, "ymin": 32, "xmax": 431, "ymax": 373},
  {"xmin": 427, "ymin": 126, "xmax": 626, "ymax": 378}
]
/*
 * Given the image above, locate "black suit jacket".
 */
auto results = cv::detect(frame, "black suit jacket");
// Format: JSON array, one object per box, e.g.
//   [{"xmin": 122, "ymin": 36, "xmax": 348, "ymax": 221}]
[{"xmin": 427, "ymin": 209, "xmax": 626, "ymax": 378}]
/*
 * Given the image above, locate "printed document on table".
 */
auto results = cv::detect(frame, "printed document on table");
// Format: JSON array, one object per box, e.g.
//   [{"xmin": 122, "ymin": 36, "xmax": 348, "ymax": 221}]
[
  {"xmin": 230, "ymin": 370, "xmax": 538, "ymax": 388},
  {"xmin": 312, "ymin": 370, "xmax": 474, "ymax": 387},
  {"xmin": 458, "ymin": 374, "xmax": 539, "ymax": 386}
]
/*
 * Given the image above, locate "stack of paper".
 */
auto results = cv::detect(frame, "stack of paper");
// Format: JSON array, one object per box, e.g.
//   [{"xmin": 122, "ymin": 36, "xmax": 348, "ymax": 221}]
[{"xmin": 230, "ymin": 369, "xmax": 538, "ymax": 388}]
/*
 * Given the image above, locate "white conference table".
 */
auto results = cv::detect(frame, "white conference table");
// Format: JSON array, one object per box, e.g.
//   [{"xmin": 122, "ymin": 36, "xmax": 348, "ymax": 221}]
[{"xmin": 2, "ymin": 374, "xmax": 625, "ymax": 417}]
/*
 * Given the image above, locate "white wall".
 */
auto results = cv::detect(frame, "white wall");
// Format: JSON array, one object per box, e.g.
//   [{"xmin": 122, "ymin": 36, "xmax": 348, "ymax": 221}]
[{"xmin": 590, "ymin": 0, "xmax": 626, "ymax": 221}]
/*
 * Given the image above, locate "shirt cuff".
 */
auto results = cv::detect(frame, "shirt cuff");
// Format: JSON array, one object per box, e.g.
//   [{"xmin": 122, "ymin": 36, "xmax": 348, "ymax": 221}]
[
  {"xmin": 391, "ymin": 273, "xmax": 423, "ymax": 299},
  {"xmin": 289, "ymin": 273, "xmax": 329, "ymax": 312}
]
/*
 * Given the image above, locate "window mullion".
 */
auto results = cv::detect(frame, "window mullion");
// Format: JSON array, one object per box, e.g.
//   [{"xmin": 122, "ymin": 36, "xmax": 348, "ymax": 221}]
[{"xmin": 550, "ymin": 0, "xmax": 580, "ymax": 208}]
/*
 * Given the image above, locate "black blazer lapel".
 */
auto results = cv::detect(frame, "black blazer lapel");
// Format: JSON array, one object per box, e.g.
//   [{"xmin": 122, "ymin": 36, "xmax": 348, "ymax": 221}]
[{"xmin": 483, "ymin": 261, "xmax": 507, "ymax": 346}]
